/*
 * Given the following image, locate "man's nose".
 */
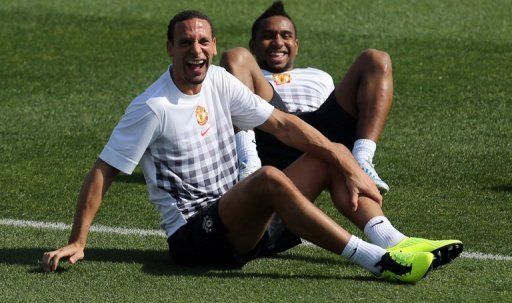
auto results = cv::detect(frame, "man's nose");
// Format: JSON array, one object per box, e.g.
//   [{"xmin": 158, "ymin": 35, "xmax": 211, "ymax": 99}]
[
  {"xmin": 271, "ymin": 35, "xmax": 284, "ymax": 47},
  {"xmin": 191, "ymin": 41, "xmax": 201, "ymax": 55}
]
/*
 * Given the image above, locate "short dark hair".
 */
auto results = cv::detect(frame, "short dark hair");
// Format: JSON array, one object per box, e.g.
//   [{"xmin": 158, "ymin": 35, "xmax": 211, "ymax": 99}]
[
  {"xmin": 251, "ymin": 1, "xmax": 296, "ymax": 41},
  {"xmin": 167, "ymin": 10, "xmax": 215, "ymax": 42}
]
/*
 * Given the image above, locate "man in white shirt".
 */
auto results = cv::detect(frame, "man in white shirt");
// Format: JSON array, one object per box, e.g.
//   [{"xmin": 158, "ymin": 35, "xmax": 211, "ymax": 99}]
[
  {"xmin": 227, "ymin": 1, "xmax": 392, "ymax": 193},
  {"xmin": 41, "ymin": 10, "xmax": 461, "ymax": 283}
]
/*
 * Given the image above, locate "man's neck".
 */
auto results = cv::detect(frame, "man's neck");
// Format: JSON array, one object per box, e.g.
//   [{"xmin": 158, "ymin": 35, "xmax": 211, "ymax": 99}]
[
  {"xmin": 169, "ymin": 67, "xmax": 202, "ymax": 95},
  {"xmin": 263, "ymin": 67, "xmax": 295, "ymax": 74}
]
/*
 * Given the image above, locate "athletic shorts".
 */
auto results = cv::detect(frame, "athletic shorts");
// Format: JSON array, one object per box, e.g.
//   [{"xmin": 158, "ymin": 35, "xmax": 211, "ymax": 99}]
[
  {"xmin": 167, "ymin": 200, "xmax": 301, "ymax": 268},
  {"xmin": 255, "ymin": 90, "xmax": 357, "ymax": 170}
]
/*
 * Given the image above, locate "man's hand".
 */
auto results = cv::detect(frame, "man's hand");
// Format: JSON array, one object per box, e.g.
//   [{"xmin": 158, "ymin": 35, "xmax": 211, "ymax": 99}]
[
  {"xmin": 40, "ymin": 159, "xmax": 118, "ymax": 273},
  {"xmin": 42, "ymin": 243, "xmax": 85, "ymax": 272},
  {"xmin": 345, "ymin": 166, "xmax": 382, "ymax": 211},
  {"xmin": 259, "ymin": 110, "xmax": 383, "ymax": 210}
]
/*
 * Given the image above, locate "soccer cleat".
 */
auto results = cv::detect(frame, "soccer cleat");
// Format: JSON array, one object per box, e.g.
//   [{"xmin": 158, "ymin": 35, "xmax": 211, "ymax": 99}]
[
  {"xmin": 358, "ymin": 159, "xmax": 389, "ymax": 194},
  {"xmin": 238, "ymin": 160, "xmax": 260, "ymax": 180},
  {"xmin": 376, "ymin": 251, "xmax": 434, "ymax": 284},
  {"xmin": 388, "ymin": 237, "xmax": 463, "ymax": 269}
]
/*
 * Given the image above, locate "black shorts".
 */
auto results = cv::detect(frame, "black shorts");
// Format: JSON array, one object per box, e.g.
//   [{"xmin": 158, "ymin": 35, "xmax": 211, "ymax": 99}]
[
  {"xmin": 167, "ymin": 201, "xmax": 301, "ymax": 268},
  {"xmin": 255, "ymin": 90, "xmax": 357, "ymax": 170}
]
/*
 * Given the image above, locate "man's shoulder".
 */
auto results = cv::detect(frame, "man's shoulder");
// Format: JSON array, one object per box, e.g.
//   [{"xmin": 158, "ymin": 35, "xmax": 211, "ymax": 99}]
[
  {"xmin": 206, "ymin": 65, "xmax": 228, "ymax": 79},
  {"xmin": 290, "ymin": 68, "xmax": 334, "ymax": 88},
  {"xmin": 208, "ymin": 64, "xmax": 224, "ymax": 73},
  {"xmin": 127, "ymin": 71, "xmax": 171, "ymax": 114},
  {"xmin": 205, "ymin": 65, "xmax": 233, "ymax": 85},
  {"xmin": 206, "ymin": 65, "xmax": 245, "ymax": 93}
]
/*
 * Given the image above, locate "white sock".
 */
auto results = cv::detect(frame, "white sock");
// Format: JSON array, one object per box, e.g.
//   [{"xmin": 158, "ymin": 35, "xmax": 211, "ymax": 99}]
[
  {"xmin": 352, "ymin": 139, "xmax": 376, "ymax": 163},
  {"xmin": 364, "ymin": 216, "xmax": 406, "ymax": 248},
  {"xmin": 235, "ymin": 130, "xmax": 261, "ymax": 167},
  {"xmin": 341, "ymin": 235, "xmax": 386, "ymax": 275}
]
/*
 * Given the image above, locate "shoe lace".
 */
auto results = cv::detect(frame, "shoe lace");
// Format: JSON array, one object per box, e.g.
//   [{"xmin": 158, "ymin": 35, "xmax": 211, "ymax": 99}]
[{"xmin": 360, "ymin": 160, "xmax": 378, "ymax": 179}]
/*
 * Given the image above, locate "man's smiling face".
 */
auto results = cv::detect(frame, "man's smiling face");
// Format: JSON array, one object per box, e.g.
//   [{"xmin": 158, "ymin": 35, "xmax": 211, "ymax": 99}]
[
  {"xmin": 167, "ymin": 18, "xmax": 217, "ymax": 94},
  {"xmin": 250, "ymin": 15, "xmax": 299, "ymax": 73}
]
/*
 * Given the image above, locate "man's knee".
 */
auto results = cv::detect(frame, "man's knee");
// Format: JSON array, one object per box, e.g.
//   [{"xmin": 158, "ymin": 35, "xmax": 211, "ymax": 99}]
[
  {"xmin": 220, "ymin": 47, "xmax": 253, "ymax": 70},
  {"xmin": 359, "ymin": 49, "xmax": 392, "ymax": 75},
  {"xmin": 251, "ymin": 166, "xmax": 295, "ymax": 197}
]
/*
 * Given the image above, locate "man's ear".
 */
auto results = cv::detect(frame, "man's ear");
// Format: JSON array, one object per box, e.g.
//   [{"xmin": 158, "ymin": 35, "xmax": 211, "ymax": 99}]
[
  {"xmin": 294, "ymin": 38, "xmax": 299, "ymax": 55},
  {"xmin": 212, "ymin": 37, "xmax": 217, "ymax": 56},
  {"xmin": 166, "ymin": 40, "xmax": 174, "ymax": 57}
]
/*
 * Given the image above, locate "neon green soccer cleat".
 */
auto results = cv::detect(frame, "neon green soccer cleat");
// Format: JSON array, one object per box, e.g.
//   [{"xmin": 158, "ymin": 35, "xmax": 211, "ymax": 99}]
[
  {"xmin": 388, "ymin": 237, "xmax": 463, "ymax": 269},
  {"xmin": 376, "ymin": 251, "xmax": 434, "ymax": 284}
]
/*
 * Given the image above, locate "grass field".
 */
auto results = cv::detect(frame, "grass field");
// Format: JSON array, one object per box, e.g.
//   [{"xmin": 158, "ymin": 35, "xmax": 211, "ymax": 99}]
[{"xmin": 1, "ymin": 0, "xmax": 511, "ymax": 302}]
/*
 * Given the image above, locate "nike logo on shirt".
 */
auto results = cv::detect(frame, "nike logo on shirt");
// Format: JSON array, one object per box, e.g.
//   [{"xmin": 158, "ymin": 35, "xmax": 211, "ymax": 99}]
[{"xmin": 200, "ymin": 127, "xmax": 210, "ymax": 137}]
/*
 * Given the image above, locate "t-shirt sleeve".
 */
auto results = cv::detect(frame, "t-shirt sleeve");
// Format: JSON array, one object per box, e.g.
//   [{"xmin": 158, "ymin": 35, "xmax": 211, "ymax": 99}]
[
  {"xmin": 220, "ymin": 69, "xmax": 274, "ymax": 130},
  {"xmin": 99, "ymin": 104, "xmax": 161, "ymax": 174}
]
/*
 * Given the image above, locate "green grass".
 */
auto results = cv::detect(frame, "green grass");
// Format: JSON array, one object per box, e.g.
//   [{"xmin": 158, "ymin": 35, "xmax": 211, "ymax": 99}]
[{"xmin": 1, "ymin": 0, "xmax": 511, "ymax": 301}]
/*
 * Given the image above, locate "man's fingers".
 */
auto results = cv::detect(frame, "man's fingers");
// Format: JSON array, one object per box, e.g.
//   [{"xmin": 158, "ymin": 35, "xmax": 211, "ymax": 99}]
[
  {"xmin": 69, "ymin": 251, "xmax": 84, "ymax": 264},
  {"xmin": 51, "ymin": 252, "xmax": 64, "ymax": 271},
  {"xmin": 366, "ymin": 188, "xmax": 382, "ymax": 206},
  {"xmin": 42, "ymin": 247, "xmax": 81, "ymax": 272},
  {"xmin": 41, "ymin": 252, "xmax": 54, "ymax": 272},
  {"xmin": 372, "ymin": 188, "xmax": 383, "ymax": 207},
  {"xmin": 350, "ymin": 191, "xmax": 359, "ymax": 212}
]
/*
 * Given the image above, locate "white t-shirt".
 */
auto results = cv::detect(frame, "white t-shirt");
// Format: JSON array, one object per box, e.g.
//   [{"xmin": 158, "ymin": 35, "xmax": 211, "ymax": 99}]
[
  {"xmin": 100, "ymin": 65, "xmax": 274, "ymax": 237},
  {"xmin": 262, "ymin": 67, "xmax": 335, "ymax": 113}
]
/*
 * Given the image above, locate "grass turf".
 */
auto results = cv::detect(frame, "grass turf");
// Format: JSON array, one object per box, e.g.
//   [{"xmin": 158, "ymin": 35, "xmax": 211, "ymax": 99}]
[
  {"xmin": 1, "ymin": 0, "xmax": 511, "ymax": 301},
  {"xmin": 2, "ymin": 225, "xmax": 512, "ymax": 302}
]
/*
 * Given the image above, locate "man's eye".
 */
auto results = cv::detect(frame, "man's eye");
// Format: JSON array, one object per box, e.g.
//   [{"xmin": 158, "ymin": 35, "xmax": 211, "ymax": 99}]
[{"xmin": 261, "ymin": 33, "xmax": 274, "ymax": 40}]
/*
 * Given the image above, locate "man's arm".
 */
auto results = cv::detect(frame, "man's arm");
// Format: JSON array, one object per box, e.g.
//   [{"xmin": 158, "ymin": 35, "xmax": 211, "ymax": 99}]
[
  {"xmin": 257, "ymin": 109, "xmax": 382, "ymax": 210},
  {"xmin": 41, "ymin": 159, "xmax": 119, "ymax": 272}
]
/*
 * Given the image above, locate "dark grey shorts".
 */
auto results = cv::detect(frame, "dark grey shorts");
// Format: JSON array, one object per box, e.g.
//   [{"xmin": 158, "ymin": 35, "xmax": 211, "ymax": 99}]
[
  {"xmin": 167, "ymin": 201, "xmax": 301, "ymax": 268},
  {"xmin": 255, "ymin": 90, "xmax": 357, "ymax": 170}
]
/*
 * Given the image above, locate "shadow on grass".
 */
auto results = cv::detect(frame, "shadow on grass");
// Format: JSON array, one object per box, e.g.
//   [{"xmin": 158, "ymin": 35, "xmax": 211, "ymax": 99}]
[
  {"xmin": 486, "ymin": 185, "xmax": 512, "ymax": 193},
  {"xmin": 115, "ymin": 172, "xmax": 146, "ymax": 184},
  {"xmin": 1, "ymin": 247, "xmax": 375, "ymax": 282}
]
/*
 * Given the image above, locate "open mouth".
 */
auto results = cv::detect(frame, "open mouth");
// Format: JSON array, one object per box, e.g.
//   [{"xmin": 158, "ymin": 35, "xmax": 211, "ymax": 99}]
[
  {"xmin": 269, "ymin": 51, "xmax": 287, "ymax": 59},
  {"xmin": 186, "ymin": 59, "xmax": 206, "ymax": 72}
]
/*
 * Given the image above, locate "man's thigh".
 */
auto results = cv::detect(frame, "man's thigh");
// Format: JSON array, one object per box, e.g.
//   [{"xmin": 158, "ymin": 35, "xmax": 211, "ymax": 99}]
[
  {"xmin": 217, "ymin": 174, "xmax": 303, "ymax": 259},
  {"xmin": 168, "ymin": 200, "xmax": 274, "ymax": 268},
  {"xmin": 217, "ymin": 161, "xmax": 332, "ymax": 255},
  {"xmin": 168, "ymin": 201, "xmax": 242, "ymax": 267},
  {"xmin": 256, "ymin": 153, "xmax": 348, "ymax": 257},
  {"xmin": 245, "ymin": 154, "xmax": 337, "ymax": 258},
  {"xmin": 217, "ymin": 170, "xmax": 277, "ymax": 253}
]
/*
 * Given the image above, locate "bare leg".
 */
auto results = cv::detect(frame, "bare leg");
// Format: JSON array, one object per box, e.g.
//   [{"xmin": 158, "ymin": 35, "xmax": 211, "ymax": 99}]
[
  {"xmin": 218, "ymin": 166, "xmax": 351, "ymax": 254},
  {"xmin": 283, "ymin": 150, "xmax": 384, "ymax": 230},
  {"xmin": 220, "ymin": 47, "xmax": 385, "ymax": 231},
  {"xmin": 220, "ymin": 47, "xmax": 274, "ymax": 101},
  {"xmin": 222, "ymin": 47, "xmax": 393, "ymax": 142},
  {"xmin": 221, "ymin": 47, "xmax": 275, "ymax": 179},
  {"xmin": 218, "ymin": 160, "xmax": 438, "ymax": 283},
  {"xmin": 334, "ymin": 49, "xmax": 394, "ymax": 142}
]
